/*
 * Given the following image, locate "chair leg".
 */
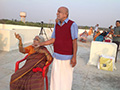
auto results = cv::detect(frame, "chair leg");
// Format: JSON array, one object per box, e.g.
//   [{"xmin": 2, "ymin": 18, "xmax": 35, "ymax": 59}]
[{"xmin": 45, "ymin": 76, "xmax": 48, "ymax": 90}]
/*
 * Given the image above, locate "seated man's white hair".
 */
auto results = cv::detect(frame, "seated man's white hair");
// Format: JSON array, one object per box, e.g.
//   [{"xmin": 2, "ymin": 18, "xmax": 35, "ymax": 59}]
[{"xmin": 36, "ymin": 35, "xmax": 45, "ymax": 42}]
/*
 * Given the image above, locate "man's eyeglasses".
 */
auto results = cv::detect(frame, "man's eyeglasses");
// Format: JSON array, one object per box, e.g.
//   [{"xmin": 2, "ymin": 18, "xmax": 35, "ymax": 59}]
[{"xmin": 33, "ymin": 38, "xmax": 39, "ymax": 41}]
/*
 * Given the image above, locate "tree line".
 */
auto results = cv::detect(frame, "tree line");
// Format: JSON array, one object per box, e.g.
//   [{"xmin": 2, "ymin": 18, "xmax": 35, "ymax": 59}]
[{"xmin": 0, "ymin": 19, "xmax": 107, "ymax": 30}]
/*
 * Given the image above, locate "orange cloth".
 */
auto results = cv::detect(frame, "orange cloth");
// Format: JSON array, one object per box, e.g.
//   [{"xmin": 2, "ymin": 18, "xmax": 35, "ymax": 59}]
[
  {"xmin": 93, "ymin": 31, "xmax": 101, "ymax": 41},
  {"xmin": 24, "ymin": 45, "xmax": 35, "ymax": 56},
  {"xmin": 88, "ymin": 27, "xmax": 93, "ymax": 35},
  {"xmin": 88, "ymin": 29, "xmax": 93, "ymax": 35}
]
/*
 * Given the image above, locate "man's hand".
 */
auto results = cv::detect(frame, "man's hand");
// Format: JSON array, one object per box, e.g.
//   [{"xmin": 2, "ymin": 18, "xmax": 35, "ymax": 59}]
[
  {"xmin": 14, "ymin": 33, "xmax": 22, "ymax": 41},
  {"xmin": 70, "ymin": 56, "xmax": 76, "ymax": 67},
  {"xmin": 32, "ymin": 41, "xmax": 40, "ymax": 48}
]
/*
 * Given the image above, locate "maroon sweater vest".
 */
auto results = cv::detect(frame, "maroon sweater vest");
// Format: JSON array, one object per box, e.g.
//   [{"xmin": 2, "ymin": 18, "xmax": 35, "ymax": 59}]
[{"xmin": 54, "ymin": 20, "xmax": 74, "ymax": 55}]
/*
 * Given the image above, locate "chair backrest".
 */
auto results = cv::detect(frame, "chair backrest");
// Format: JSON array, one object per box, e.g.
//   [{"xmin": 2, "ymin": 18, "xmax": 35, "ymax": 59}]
[{"xmin": 87, "ymin": 41, "xmax": 117, "ymax": 66}]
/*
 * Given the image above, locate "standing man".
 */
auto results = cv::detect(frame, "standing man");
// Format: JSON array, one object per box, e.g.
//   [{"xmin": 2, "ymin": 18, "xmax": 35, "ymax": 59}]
[
  {"xmin": 93, "ymin": 24, "xmax": 99, "ymax": 37},
  {"xmin": 112, "ymin": 20, "xmax": 120, "ymax": 62},
  {"xmin": 39, "ymin": 6, "xmax": 78, "ymax": 90}
]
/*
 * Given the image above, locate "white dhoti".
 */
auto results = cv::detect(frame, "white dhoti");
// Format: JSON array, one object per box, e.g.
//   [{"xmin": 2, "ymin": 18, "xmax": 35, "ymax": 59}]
[{"xmin": 50, "ymin": 58, "xmax": 73, "ymax": 90}]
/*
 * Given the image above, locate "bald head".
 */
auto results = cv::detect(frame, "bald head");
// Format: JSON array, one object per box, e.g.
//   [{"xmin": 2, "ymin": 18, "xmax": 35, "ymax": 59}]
[
  {"xmin": 56, "ymin": 6, "xmax": 69, "ymax": 21},
  {"xmin": 59, "ymin": 7, "xmax": 69, "ymax": 17}
]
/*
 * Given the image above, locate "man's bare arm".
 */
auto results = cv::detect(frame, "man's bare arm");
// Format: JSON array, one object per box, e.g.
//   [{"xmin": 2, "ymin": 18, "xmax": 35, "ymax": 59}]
[
  {"xmin": 18, "ymin": 40, "xmax": 25, "ymax": 54},
  {"xmin": 70, "ymin": 39, "xmax": 77, "ymax": 67},
  {"xmin": 39, "ymin": 38, "xmax": 55, "ymax": 46},
  {"xmin": 15, "ymin": 33, "xmax": 25, "ymax": 54}
]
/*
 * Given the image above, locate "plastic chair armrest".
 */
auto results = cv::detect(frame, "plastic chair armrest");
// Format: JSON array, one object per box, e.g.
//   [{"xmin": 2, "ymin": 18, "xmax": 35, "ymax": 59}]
[
  {"xmin": 42, "ymin": 61, "xmax": 52, "ymax": 77},
  {"xmin": 15, "ymin": 55, "xmax": 28, "ymax": 72}
]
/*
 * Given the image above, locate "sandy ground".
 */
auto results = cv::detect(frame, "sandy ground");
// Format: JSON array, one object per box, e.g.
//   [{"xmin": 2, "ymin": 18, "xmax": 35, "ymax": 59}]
[{"xmin": 0, "ymin": 35, "xmax": 120, "ymax": 90}]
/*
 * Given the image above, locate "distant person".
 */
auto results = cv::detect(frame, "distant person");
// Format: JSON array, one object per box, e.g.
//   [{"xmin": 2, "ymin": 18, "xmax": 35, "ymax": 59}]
[
  {"xmin": 88, "ymin": 27, "xmax": 93, "ymax": 35},
  {"xmin": 93, "ymin": 24, "xmax": 99, "ymax": 37},
  {"xmin": 38, "ymin": 6, "xmax": 78, "ymax": 90},
  {"xmin": 93, "ymin": 30, "xmax": 101, "ymax": 41},
  {"xmin": 112, "ymin": 20, "xmax": 120, "ymax": 62},
  {"xmin": 100, "ymin": 30, "xmax": 107, "ymax": 37},
  {"xmin": 79, "ymin": 30, "xmax": 88, "ymax": 42},
  {"xmin": 108, "ymin": 25, "xmax": 113, "ymax": 32},
  {"xmin": 104, "ymin": 29, "xmax": 114, "ymax": 42},
  {"xmin": 95, "ymin": 30, "xmax": 107, "ymax": 42},
  {"xmin": 10, "ymin": 33, "xmax": 53, "ymax": 90}
]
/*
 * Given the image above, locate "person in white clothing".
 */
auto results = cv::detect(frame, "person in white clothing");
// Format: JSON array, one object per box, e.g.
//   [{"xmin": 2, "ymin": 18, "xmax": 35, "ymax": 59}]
[
  {"xmin": 38, "ymin": 6, "xmax": 78, "ymax": 90},
  {"xmin": 93, "ymin": 24, "xmax": 99, "ymax": 37}
]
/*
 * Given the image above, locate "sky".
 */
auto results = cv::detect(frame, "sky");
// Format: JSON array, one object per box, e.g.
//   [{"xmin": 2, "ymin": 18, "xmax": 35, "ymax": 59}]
[{"xmin": 0, "ymin": 0, "xmax": 120, "ymax": 28}]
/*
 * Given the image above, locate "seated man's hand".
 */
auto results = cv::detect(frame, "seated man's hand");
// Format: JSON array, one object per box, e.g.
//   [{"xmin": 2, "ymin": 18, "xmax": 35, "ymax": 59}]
[{"xmin": 15, "ymin": 33, "xmax": 22, "ymax": 41}]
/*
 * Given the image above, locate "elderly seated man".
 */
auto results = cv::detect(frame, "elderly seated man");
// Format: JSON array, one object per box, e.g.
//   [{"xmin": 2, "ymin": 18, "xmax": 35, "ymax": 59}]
[{"xmin": 10, "ymin": 33, "xmax": 53, "ymax": 90}]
